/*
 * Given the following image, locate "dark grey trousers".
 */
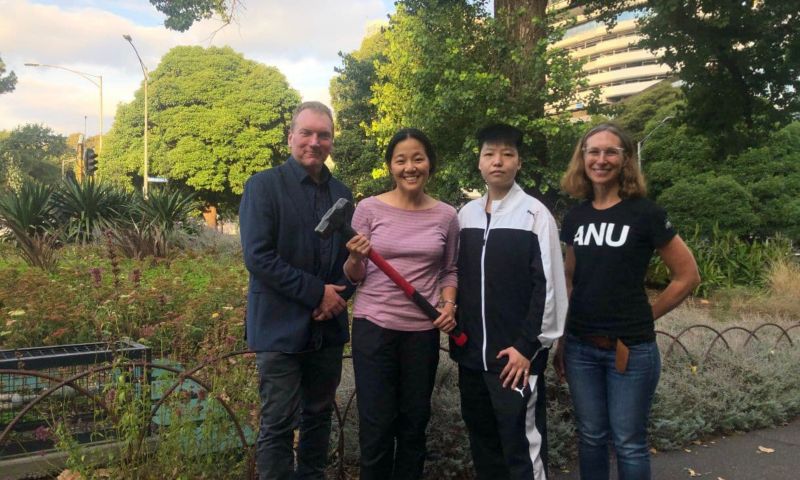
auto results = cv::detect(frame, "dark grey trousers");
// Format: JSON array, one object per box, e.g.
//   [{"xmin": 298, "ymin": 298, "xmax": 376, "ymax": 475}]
[{"xmin": 255, "ymin": 345, "xmax": 343, "ymax": 480}]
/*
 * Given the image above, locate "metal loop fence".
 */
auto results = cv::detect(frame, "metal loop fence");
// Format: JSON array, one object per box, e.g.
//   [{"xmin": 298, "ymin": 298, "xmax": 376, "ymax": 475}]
[{"xmin": 1, "ymin": 322, "xmax": 797, "ymax": 479}]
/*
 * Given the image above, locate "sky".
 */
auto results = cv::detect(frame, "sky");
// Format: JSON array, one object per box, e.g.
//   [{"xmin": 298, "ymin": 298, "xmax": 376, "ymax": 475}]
[{"xmin": 0, "ymin": 0, "xmax": 397, "ymax": 137}]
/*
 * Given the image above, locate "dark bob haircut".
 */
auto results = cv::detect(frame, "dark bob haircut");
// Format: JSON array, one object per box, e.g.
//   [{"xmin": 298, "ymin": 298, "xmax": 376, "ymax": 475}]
[
  {"xmin": 384, "ymin": 128, "xmax": 438, "ymax": 175},
  {"xmin": 476, "ymin": 123, "xmax": 524, "ymax": 152}
]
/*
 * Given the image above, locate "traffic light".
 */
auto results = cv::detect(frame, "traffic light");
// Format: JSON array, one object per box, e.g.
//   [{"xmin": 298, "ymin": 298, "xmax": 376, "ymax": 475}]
[{"xmin": 83, "ymin": 148, "xmax": 98, "ymax": 176}]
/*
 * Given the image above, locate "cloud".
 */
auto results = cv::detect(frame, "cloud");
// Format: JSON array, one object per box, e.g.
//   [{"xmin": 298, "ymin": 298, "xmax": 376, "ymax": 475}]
[{"xmin": 0, "ymin": 0, "xmax": 388, "ymax": 135}]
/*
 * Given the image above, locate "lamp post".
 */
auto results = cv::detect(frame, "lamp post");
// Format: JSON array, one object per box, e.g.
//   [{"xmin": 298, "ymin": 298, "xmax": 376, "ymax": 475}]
[
  {"xmin": 24, "ymin": 63, "xmax": 103, "ymax": 153},
  {"xmin": 123, "ymin": 34, "xmax": 150, "ymax": 198},
  {"xmin": 637, "ymin": 115, "xmax": 674, "ymax": 169}
]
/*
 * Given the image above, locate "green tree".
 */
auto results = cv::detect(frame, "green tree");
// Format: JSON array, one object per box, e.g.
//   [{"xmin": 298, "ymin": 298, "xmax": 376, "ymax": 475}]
[
  {"xmin": 329, "ymin": 30, "xmax": 389, "ymax": 198},
  {"xmin": 0, "ymin": 124, "xmax": 68, "ymax": 191},
  {"xmin": 723, "ymin": 122, "xmax": 800, "ymax": 239},
  {"xmin": 607, "ymin": 81, "xmax": 683, "ymax": 141},
  {"xmin": 0, "ymin": 55, "xmax": 16, "ymax": 94},
  {"xmin": 640, "ymin": 123, "xmax": 715, "ymax": 201},
  {"xmin": 366, "ymin": 0, "xmax": 588, "ymax": 206},
  {"xmin": 657, "ymin": 173, "xmax": 759, "ymax": 237},
  {"xmin": 102, "ymin": 46, "xmax": 300, "ymax": 213},
  {"xmin": 582, "ymin": 0, "xmax": 800, "ymax": 155},
  {"xmin": 148, "ymin": 0, "xmax": 236, "ymax": 31}
]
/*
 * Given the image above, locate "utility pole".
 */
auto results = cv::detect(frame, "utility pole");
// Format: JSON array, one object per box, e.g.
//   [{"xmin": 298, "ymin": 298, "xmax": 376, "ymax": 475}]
[
  {"xmin": 123, "ymin": 34, "xmax": 150, "ymax": 198},
  {"xmin": 25, "ymin": 63, "xmax": 103, "ymax": 153}
]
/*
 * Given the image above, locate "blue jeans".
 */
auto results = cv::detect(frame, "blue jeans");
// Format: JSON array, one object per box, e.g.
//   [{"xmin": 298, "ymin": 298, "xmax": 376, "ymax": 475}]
[{"xmin": 564, "ymin": 335, "xmax": 660, "ymax": 480}]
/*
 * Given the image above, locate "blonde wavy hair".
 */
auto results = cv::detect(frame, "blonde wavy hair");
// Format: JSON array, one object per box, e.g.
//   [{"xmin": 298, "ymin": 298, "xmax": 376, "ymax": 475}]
[{"xmin": 561, "ymin": 123, "xmax": 647, "ymax": 200}]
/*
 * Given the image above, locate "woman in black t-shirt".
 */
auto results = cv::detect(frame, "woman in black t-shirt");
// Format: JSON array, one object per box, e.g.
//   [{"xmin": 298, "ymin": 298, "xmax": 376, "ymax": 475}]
[{"xmin": 554, "ymin": 123, "xmax": 700, "ymax": 480}]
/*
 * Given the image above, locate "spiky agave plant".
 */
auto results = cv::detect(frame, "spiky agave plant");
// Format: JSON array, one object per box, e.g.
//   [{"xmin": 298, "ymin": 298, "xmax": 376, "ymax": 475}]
[
  {"xmin": 136, "ymin": 188, "xmax": 198, "ymax": 257},
  {"xmin": 0, "ymin": 181, "xmax": 60, "ymax": 270},
  {"xmin": 52, "ymin": 178, "xmax": 127, "ymax": 244}
]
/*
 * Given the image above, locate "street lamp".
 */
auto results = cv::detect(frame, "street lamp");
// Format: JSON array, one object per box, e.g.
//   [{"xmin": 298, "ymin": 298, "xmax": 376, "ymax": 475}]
[
  {"xmin": 122, "ymin": 34, "xmax": 150, "ymax": 198},
  {"xmin": 637, "ymin": 115, "xmax": 674, "ymax": 169},
  {"xmin": 24, "ymin": 62, "xmax": 103, "ymax": 153}
]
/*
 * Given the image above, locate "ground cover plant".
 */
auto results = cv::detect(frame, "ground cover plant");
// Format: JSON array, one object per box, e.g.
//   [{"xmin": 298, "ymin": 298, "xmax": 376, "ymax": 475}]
[{"xmin": 1, "ymin": 236, "xmax": 797, "ymax": 478}]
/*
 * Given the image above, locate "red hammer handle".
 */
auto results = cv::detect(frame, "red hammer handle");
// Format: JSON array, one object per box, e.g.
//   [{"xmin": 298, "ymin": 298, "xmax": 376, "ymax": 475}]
[{"xmin": 367, "ymin": 250, "xmax": 467, "ymax": 347}]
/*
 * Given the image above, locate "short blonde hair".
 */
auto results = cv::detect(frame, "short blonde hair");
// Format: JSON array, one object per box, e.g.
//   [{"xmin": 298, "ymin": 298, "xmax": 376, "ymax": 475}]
[
  {"xmin": 560, "ymin": 123, "xmax": 647, "ymax": 200},
  {"xmin": 290, "ymin": 101, "xmax": 334, "ymax": 132}
]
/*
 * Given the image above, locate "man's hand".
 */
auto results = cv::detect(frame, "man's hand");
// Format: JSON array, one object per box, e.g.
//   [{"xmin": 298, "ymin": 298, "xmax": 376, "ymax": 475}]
[
  {"xmin": 498, "ymin": 347, "xmax": 531, "ymax": 390},
  {"xmin": 312, "ymin": 284, "xmax": 347, "ymax": 321}
]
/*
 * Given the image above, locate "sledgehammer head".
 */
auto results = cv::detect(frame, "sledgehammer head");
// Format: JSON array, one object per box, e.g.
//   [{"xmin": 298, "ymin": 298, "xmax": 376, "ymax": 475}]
[{"xmin": 315, "ymin": 198, "xmax": 355, "ymax": 239}]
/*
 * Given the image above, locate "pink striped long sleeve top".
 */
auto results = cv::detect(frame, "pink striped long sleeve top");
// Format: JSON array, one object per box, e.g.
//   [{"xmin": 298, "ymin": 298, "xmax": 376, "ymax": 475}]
[{"xmin": 350, "ymin": 196, "xmax": 459, "ymax": 331}]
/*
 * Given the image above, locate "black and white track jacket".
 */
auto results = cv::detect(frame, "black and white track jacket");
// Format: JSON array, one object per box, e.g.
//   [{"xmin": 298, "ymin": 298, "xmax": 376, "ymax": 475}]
[{"xmin": 450, "ymin": 183, "xmax": 568, "ymax": 375}]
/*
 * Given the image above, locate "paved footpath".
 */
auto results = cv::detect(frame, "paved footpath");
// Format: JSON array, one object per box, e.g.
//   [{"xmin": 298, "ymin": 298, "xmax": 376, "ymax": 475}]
[{"xmin": 550, "ymin": 417, "xmax": 800, "ymax": 480}]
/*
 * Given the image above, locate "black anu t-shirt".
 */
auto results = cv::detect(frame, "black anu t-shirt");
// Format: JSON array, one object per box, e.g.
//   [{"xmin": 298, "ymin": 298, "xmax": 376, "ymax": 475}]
[{"xmin": 560, "ymin": 198, "xmax": 676, "ymax": 341}]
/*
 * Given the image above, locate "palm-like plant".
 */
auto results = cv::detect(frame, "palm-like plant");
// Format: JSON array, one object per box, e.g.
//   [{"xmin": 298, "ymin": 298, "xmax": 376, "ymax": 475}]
[
  {"xmin": 108, "ymin": 189, "xmax": 198, "ymax": 258},
  {"xmin": 0, "ymin": 182, "xmax": 60, "ymax": 270},
  {"xmin": 52, "ymin": 178, "xmax": 127, "ymax": 243}
]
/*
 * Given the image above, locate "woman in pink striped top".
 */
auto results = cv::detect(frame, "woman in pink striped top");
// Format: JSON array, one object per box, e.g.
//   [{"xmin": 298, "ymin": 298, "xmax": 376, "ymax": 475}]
[{"xmin": 344, "ymin": 128, "xmax": 459, "ymax": 480}]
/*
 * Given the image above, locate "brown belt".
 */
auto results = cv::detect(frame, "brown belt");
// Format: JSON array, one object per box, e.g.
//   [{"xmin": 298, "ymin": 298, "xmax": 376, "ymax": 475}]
[{"xmin": 580, "ymin": 335, "xmax": 630, "ymax": 373}]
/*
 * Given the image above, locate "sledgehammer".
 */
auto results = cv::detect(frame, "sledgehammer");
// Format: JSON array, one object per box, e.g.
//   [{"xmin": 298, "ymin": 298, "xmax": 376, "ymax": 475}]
[{"xmin": 315, "ymin": 198, "xmax": 467, "ymax": 347}]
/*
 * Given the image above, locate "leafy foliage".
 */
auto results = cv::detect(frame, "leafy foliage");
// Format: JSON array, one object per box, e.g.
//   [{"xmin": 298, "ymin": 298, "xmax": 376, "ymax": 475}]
[
  {"xmin": 583, "ymin": 0, "xmax": 800, "ymax": 155},
  {"xmin": 0, "ymin": 182, "xmax": 59, "ymax": 271},
  {"xmin": 2, "ymin": 241, "xmax": 797, "ymax": 474},
  {"xmin": 148, "ymin": 0, "xmax": 234, "ymax": 31},
  {"xmin": 0, "ymin": 124, "xmax": 68, "ymax": 191},
  {"xmin": 102, "ymin": 46, "xmax": 300, "ymax": 213},
  {"xmin": 606, "ymin": 81, "xmax": 683, "ymax": 141},
  {"xmin": 332, "ymin": 0, "xmax": 590, "ymax": 206},
  {"xmin": 636, "ymin": 117, "xmax": 800, "ymax": 240},
  {"xmin": 721, "ymin": 122, "xmax": 800, "ymax": 240},
  {"xmin": 0, "ymin": 54, "xmax": 16, "ymax": 94},
  {"xmin": 52, "ymin": 178, "xmax": 126, "ymax": 244},
  {"xmin": 330, "ymin": 30, "xmax": 391, "ymax": 199},
  {"xmin": 0, "ymin": 242, "xmax": 246, "ymax": 356},
  {"xmin": 109, "ymin": 188, "xmax": 200, "ymax": 258},
  {"xmin": 648, "ymin": 227, "xmax": 792, "ymax": 297},
  {"xmin": 657, "ymin": 173, "xmax": 759, "ymax": 237},
  {"xmin": 0, "ymin": 178, "xmax": 200, "ymax": 269}
]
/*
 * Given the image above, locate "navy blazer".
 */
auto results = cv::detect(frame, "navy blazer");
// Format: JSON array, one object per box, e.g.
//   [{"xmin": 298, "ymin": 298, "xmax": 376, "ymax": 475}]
[{"xmin": 239, "ymin": 158, "xmax": 355, "ymax": 352}]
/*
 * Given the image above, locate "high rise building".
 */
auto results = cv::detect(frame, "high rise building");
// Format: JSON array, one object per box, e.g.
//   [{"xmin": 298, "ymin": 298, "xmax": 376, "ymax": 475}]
[{"xmin": 550, "ymin": 1, "xmax": 674, "ymax": 108}]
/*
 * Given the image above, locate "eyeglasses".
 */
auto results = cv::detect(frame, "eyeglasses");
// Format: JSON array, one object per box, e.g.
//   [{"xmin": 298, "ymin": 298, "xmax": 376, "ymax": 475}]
[{"xmin": 583, "ymin": 147, "xmax": 625, "ymax": 160}]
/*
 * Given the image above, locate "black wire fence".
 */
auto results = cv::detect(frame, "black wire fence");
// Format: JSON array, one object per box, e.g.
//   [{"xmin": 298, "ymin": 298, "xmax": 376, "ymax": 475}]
[{"xmin": 1, "ymin": 322, "xmax": 797, "ymax": 479}]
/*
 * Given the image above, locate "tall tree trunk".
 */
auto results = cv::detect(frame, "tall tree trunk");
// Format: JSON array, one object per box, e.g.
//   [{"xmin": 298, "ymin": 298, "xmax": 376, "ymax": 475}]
[{"xmin": 494, "ymin": 0, "xmax": 550, "ymax": 179}]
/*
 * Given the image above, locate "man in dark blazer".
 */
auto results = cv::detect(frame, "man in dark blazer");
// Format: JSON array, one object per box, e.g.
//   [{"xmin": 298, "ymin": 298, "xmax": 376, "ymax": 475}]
[{"xmin": 240, "ymin": 101, "xmax": 354, "ymax": 479}]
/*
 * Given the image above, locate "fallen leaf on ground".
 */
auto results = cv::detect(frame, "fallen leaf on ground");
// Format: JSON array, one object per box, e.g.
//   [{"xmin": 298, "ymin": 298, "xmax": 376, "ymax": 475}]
[
  {"xmin": 650, "ymin": 447, "xmax": 658, "ymax": 454},
  {"xmin": 692, "ymin": 440, "xmax": 702, "ymax": 445},
  {"xmin": 686, "ymin": 467, "xmax": 702, "ymax": 477},
  {"xmin": 57, "ymin": 470, "xmax": 83, "ymax": 480},
  {"xmin": 717, "ymin": 477, "xmax": 726, "ymax": 480},
  {"xmin": 758, "ymin": 445, "xmax": 775, "ymax": 453},
  {"xmin": 684, "ymin": 448, "xmax": 692, "ymax": 453}
]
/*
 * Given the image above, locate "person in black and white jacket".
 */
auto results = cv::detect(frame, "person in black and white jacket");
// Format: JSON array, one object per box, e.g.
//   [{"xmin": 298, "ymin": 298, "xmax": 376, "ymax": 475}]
[{"xmin": 451, "ymin": 123, "xmax": 568, "ymax": 480}]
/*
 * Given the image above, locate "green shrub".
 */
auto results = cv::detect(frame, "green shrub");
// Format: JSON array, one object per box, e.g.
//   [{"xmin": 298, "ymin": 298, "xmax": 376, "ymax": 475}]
[
  {"xmin": 648, "ymin": 227, "xmax": 793, "ymax": 297},
  {"xmin": 657, "ymin": 173, "xmax": 759, "ymax": 237},
  {"xmin": 53, "ymin": 178, "xmax": 126, "ymax": 244},
  {"xmin": 107, "ymin": 188, "xmax": 199, "ymax": 259},
  {"xmin": 0, "ymin": 245, "xmax": 247, "ymax": 359},
  {"xmin": 0, "ymin": 181, "xmax": 60, "ymax": 270}
]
